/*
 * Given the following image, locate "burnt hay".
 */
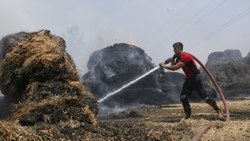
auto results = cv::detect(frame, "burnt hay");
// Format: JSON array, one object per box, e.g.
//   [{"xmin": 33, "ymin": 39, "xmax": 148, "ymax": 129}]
[{"xmin": 0, "ymin": 30, "xmax": 98, "ymax": 138}]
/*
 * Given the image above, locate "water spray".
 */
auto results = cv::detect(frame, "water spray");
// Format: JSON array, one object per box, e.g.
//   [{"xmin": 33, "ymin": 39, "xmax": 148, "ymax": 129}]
[{"xmin": 98, "ymin": 66, "xmax": 160, "ymax": 103}]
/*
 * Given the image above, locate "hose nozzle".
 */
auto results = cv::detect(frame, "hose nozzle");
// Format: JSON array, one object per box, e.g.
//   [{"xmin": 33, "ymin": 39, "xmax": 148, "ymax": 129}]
[{"xmin": 164, "ymin": 54, "xmax": 178, "ymax": 64}]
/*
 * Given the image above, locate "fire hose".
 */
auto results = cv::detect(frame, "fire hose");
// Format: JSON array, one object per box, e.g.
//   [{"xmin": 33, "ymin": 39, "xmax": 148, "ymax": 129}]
[{"xmin": 191, "ymin": 54, "xmax": 230, "ymax": 141}]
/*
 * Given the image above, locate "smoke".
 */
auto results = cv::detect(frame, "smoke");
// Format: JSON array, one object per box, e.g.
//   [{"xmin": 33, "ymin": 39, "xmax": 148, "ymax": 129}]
[
  {"xmin": 97, "ymin": 103, "xmax": 142, "ymax": 119},
  {"xmin": 0, "ymin": 1, "xmax": 36, "ymax": 37},
  {"xmin": 97, "ymin": 104, "xmax": 129, "ymax": 118},
  {"xmin": 103, "ymin": 66, "xmax": 116, "ymax": 79},
  {"xmin": 129, "ymin": 33, "xmax": 136, "ymax": 45},
  {"xmin": 61, "ymin": 25, "xmax": 104, "ymax": 75},
  {"xmin": 126, "ymin": 49, "xmax": 152, "ymax": 73}
]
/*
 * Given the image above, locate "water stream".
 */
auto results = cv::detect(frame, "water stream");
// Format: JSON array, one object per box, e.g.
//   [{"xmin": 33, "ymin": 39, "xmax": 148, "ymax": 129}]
[{"xmin": 98, "ymin": 66, "xmax": 160, "ymax": 103}]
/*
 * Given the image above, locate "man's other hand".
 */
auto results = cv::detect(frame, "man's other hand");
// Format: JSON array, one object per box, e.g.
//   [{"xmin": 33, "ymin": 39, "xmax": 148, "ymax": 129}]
[{"xmin": 159, "ymin": 62, "xmax": 166, "ymax": 68}]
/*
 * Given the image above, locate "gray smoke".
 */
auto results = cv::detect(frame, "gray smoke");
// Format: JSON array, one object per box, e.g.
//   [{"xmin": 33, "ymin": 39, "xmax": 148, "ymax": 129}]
[
  {"xmin": 97, "ymin": 103, "xmax": 143, "ymax": 119},
  {"xmin": 61, "ymin": 25, "xmax": 104, "ymax": 75}
]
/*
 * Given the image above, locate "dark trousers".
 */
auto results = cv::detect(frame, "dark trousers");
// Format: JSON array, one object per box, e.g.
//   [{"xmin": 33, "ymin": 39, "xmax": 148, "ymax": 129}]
[{"xmin": 180, "ymin": 75, "xmax": 220, "ymax": 115}]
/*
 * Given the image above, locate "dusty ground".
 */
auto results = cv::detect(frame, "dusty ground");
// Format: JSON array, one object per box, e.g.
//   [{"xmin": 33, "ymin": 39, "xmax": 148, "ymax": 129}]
[
  {"xmin": 1, "ymin": 97, "xmax": 249, "ymax": 141},
  {"xmin": 94, "ymin": 97, "xmax": 250, "ymax": 141}
]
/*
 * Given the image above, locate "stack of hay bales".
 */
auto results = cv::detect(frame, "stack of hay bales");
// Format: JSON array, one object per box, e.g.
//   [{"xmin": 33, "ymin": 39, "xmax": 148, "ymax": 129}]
[{"xmin": 0, "ymin": 30, "xmax": 98, "ymax": 139}]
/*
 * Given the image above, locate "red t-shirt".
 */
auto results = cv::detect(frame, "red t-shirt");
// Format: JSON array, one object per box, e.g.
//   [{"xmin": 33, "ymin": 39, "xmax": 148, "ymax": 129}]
[{"xmin": 179, "ymin": 52, "xmax": 200, "ymax": 78}]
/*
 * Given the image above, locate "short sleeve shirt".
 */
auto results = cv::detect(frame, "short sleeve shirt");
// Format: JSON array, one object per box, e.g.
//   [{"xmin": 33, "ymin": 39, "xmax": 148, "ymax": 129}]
[{"xmin": 179, "ymin": 52, "xmax": 200, "ymax": 78}]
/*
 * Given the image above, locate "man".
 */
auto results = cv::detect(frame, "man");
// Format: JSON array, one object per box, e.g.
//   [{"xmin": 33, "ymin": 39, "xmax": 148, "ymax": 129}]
[{"xmin": 160, "ymin": 42, "xmax": 223, "ymax": 119}]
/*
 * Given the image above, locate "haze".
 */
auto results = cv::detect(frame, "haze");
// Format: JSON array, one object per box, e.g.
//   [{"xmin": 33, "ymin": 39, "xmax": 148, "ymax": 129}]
[{"xmin": 0, "ymin": 0, "xmax": 249, "ymax": 74}]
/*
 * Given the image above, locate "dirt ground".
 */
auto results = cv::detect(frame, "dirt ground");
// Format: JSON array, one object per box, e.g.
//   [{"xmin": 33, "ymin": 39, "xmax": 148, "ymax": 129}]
[
  {"xmin": 1, "ymin": 97, "xmax": 249, "ymax": 141},
  {"xmin": 94, "ymin": 97, "xmax": 250, "ymax": 141}
]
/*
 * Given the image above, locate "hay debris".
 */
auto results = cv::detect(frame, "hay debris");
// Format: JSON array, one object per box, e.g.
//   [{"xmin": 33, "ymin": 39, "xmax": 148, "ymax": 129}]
[{"xmin": 0, "ymin": 121, "xmax": 42, "ymax": 141}]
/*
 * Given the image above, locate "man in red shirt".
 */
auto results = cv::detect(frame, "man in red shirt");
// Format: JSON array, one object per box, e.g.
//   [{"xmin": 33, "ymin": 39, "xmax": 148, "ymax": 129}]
[{"xmin": 160, "ymin": 42, "xmax": 223, "ymax": 119}]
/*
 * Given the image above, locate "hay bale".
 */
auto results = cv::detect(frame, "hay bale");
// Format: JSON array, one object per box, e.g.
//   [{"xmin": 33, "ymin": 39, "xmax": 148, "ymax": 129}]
[
  {"xmin": 0, "ymin": 30, "xmax": 98, "ymax": 126},
  {"xmin": 0, "ymin": 30, "xmax": 76, "ymax": 100}
]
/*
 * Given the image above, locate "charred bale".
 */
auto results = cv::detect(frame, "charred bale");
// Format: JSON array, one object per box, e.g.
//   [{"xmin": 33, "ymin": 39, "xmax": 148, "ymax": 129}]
[{"xmin": 81, "ymin": 43, "xmax": 168, "ymax": 106}]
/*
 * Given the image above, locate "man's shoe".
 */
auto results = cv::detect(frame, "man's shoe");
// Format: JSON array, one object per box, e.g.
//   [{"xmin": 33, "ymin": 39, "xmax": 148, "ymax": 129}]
[
  {"xmin": 185, "ymin": 114, "xmax": 191, "ymax": 119},
  {"xmin": 180, "ymin": 114, "xmax": 191, "ymax": 121},
  {"xmin": 217, "ymin": 109, "xmax": 225, "ymax": 120}
]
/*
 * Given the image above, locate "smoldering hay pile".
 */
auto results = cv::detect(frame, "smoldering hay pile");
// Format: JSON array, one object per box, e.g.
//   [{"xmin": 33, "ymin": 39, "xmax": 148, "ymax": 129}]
[{"xmin": 0, "ymin": 30, "xmax": 98, "ymax": 140}]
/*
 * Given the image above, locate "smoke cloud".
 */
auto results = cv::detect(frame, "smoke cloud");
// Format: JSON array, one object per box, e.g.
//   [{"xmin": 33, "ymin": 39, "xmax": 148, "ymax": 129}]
[{"xmin": 62, "ymin": 25, "xmax": 104, "ymax": 75}]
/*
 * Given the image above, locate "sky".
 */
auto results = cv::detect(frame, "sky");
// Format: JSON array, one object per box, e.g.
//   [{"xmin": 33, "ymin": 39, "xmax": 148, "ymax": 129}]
[{"xmin": 0, "ymin": 0, "xmax": 249, "ymax": 75}]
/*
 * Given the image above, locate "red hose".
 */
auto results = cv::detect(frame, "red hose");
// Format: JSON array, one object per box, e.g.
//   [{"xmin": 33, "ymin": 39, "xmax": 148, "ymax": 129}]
[
  {"xmin": 191, "ymin": 55, "xmax": 230, "ymax": 122},
  {"xmin": 190, "ymin": 54, "xmax": 230, "ymax": 141},
  {"xmin": 192, "ymin": 123, "xmax": 213, "ymax": 141}
]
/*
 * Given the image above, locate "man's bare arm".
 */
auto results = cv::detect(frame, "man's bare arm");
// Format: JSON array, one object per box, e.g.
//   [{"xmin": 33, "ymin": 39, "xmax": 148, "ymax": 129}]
[{"xmin": 160, "ymin": 61, "xmax": 184, "ymax": 71}]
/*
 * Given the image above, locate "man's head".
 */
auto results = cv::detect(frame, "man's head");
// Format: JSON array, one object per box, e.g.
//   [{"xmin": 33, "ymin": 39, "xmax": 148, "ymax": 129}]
[{"xmin": 172, "ymin": 42, "xmax": 183, "ymax": 55}]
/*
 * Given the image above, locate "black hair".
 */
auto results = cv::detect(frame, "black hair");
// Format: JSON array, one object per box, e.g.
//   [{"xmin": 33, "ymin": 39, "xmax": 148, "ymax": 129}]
[{"xmin": 172, "ymin": 42, "xmax": 183, "ymax": 50}]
